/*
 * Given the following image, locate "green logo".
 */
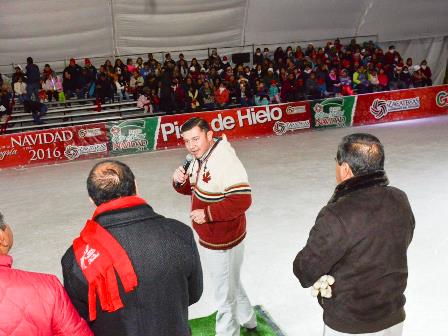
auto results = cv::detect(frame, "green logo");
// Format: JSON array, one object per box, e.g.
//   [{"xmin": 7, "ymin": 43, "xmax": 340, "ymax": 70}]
[{"xmin": 311, "ymin": 96, "xmax": 355, "ymax": 128}]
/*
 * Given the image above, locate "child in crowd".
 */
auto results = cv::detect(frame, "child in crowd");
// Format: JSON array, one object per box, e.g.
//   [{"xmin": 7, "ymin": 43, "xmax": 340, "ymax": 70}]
[
  {"xmin": 137, "ymin": 87, "xmax": 152, "ymax": 114},
  {"xmin": 42, "ymin": 73, "xmax": 59, "ymax": 102},
  {"xmin": 269, "ymin": 80, "xmax": 281, "ymax": 104}
]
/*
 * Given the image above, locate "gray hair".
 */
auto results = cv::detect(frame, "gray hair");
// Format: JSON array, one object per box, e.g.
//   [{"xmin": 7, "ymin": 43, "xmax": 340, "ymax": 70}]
[{"xmin": 0, "ymin": 212, "xmax": 5, "ymax": 231}]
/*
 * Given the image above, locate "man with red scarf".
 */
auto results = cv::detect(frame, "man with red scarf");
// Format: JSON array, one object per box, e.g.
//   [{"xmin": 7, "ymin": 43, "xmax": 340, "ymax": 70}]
[{"xmin": 62, "ymin": 160, "xmax": 203, "ymax": 336}]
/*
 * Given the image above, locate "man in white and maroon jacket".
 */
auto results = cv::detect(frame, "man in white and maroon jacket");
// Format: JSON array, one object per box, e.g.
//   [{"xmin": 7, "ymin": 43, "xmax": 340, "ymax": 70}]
[{"xmin": 173, "ymin": 117, "xmax": 257, "ymax": 336}]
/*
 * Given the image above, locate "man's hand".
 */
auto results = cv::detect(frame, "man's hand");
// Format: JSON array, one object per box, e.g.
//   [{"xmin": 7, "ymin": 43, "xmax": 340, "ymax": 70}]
[
  {"xmin": 190, "ymin": 209, "xmax": 207, "ymax": 224},
  {"xmin": 173, "ymin": 166, "xmax": 188, "ymax": 186}
]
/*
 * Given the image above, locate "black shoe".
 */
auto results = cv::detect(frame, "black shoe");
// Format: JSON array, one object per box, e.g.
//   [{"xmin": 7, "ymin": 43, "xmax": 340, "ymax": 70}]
[{"xmin": 245, "ymin": 326, "xmax": 258, "ymax": 334}]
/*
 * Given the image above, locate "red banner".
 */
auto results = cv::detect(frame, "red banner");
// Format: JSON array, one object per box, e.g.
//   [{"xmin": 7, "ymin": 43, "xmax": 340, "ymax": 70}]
[
  {"xmin": 0, "ymin": 124, "xmax": 108, "ymax": 169},
  {"xmin": 353, "ymin": 85, "xmax": 448, "ymax": 126},
  {"xmin": 155, "ymin": 102, "xmax": 311, "ymax": 149}
]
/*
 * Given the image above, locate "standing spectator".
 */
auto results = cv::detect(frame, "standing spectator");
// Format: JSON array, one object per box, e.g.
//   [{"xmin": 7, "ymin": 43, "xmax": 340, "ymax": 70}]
[
  {"xmin": 62, "ymin": 160, "xmax": 203, "ymax": 336},
  {"xmin": 172, "ymin": 78, "xmax": 186, "ymax": 112},
  {"xmin": 25, "ymin": 57, "xmax": 40, "ymax": 101},
  {"xmin": 293, "ymin": 133, "xmax": 414, "ymax": 336},
  {"xmin": 420, "ymin": 60, "xmax": 432, "ymax": 86},
  {"xmin": 84, "ymin": 58, "xmax": 97, "ymax": 97},
  {"xmin": 0, "ymin": 212, "xmax": 92, "ymax": 336},
  {"xmin": 173, "ymin": 118, "xmax": 257, "ymax": 336},
  {"xmin": 13, "ymin": 76, "xmax": 27, "ymax": 103}
]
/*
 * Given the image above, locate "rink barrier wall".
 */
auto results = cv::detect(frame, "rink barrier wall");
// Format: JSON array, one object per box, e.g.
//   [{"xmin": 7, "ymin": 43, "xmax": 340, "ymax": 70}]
[{"xmin": 0, "ymin": 85, "xmax": 447, "ymax": 169}]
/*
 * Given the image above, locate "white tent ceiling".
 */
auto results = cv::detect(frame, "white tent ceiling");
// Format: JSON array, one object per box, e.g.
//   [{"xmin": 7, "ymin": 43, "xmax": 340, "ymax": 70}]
[{"xmin": 1, "ymin": 0, "xmax": 447, "ymax": 76}]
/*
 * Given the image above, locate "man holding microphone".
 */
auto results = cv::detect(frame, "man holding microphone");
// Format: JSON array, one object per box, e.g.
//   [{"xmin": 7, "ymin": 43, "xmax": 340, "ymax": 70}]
[{"xmin": 173, "ymin": 117, "xmax": 257, "ymax": 336}]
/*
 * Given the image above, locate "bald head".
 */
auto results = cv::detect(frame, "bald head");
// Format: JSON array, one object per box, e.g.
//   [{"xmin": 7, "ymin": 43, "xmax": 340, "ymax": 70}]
[{"xmin": 87, "ymin": 160, "xmax": 136, "ymax": 206}]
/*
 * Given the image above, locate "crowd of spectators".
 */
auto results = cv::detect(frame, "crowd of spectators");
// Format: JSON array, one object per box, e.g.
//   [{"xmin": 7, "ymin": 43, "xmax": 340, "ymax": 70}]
[{"xmin": 0, "ymin": 39, "xmax": 434, "ymax": 119}]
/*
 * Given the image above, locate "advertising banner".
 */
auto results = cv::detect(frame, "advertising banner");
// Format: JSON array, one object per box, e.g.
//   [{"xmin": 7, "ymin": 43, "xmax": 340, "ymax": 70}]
[
  {"xmin": 353, "ymin": 85, "xmax": 448, "ymax": 126},
  {"xmin": 310, "ymin": 96, "xmax": 356, "ymax": 129},
  {"xmin": 0, "ymin": 123, "xmax": 108, "ymax": 169},
  {"xmin": 155, "ymin": 102, "xmax": 311, "ymax": 150},
  {"xmin": 108, "ymin": 118, "xmax": 160, "ymax": 156}
]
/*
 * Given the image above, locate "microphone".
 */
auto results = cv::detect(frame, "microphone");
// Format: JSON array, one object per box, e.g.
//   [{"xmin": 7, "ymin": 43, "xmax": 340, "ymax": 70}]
[{"xmin": 175, "ymin": 154, "xmax": 194, "ymax": 188}]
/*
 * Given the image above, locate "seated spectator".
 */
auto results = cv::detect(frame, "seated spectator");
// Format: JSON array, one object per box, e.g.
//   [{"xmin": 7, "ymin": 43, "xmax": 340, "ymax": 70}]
[
  {"xmin": 0, "ymin": 212, "xmax": 92, "ymax": 335},
  {"xmin": 140, "ymin": 62, "xmax": 150, "ymax": 81},
  {"xmin": 113, "ymin": 73, "xmax": 129, "ymax": 101},
  {"xmin": 11, "ymin": 66, "xmax": 25, "ymax": 89},
  {"xmin": 129, "ymin": 70, "xmax": 144, "ymax": 100},
  {"xmin": 326, "ymin": 68, "xmax": 342, "ymax": 96},
  {"xmin": 401, "ymin": 66, "xmax": 412, "ymax": 88},
  {"xmin": 378, "ymin": 67, "xmax": 389, "ymax": 91},
  {"xmin": 104, "ymin": 59, "xmax": 114, "ymax": 73},
  {"xmin": 137, "ymin": 87, "xmax": 152, "ymax": 114},
  {"xmin": 186, "ymin": 85, "xmax": 201, "ymax": 112},
  {"xmin": 254, "ymin": 93, "xmax": 270, "ymax": 106},
  {"xmin": 281, "ymin": 73, "xmax": 297, "ymax": 102},
  {"xmin": 389, "ymin": 65, "xmax": 407, "ymax": 90},
  {"xmin": 420, "ymin": 60, "xmax": 432, "ymax": 86},
  {"xmin": 42, "ymin": 73, "xmax": 59, "ymax": 102},
  {"xmin": 199, "ymin": 81, "xmax": 215, "ymax": 110},
  {"xmin": 269, "ymin": 80, "xmax": 281, "ymax": 103},
  {"xmin": 23, "ymin": 99, "xmax": 47, "ymax": 124},
  {"xmin": 63, "ymin": 58, "xmax": 83, "ymax": 99},
  {"xmin": 384, "ymin": 45, "xmax": 401, "ymax": 65},
  {"xmin": 412, "ymin": 65, "xmax": 424, "ymax": 88},
  {"xmin": 369, "ymin": 69, "xmax": 381, "ymax": 92},
  {"xmin": 305, "ymin": 72, "xmax": 322, "ymax": 99},
  {"xmin": 237, "ymin": 80, "xmax": 253, "ymax": 107},
  {"xmin": 126, "ymin": 58, "xmax": 136, "ymax": 73},
  {"xmin": 214, "ymin": 82, "xmax": 230, "ymax": 108},
  {"xmin": 172, "ymin": 78, "xmax": 186, "ymax": 112},
  {"xmin": 352, "ymin": 65, "xmax": 370, "ymax": 93},
  {"xmin": 136, "ymin": 57, "xmax": 144, "ymax": 70},
  {"xmin": 405, "ymin": 58, "xmax": 415, "ymax": 76},
  {"xmin": 95, "ymin": 72, "xmax": 114, "ymax": 104},
  {"xmin": 0, "ymin": 85, "xmax": 12, "ymax": 117},
  {"xmin": 339, "ymin": 69, "xmax": 354, "ymax": 96},
  {"xmin": 149, "ymin": 88, "xmax": 160, "ymax": 113},
  {"xmin": 13, "ymin": 76, "xmax": 27, "ymax": 103}
]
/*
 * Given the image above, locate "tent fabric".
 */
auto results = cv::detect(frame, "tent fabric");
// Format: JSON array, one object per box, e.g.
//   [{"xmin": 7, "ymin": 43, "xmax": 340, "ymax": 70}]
[{"xmin": 0, "ymin": 0, "xmax": 447, "ymax": 82}]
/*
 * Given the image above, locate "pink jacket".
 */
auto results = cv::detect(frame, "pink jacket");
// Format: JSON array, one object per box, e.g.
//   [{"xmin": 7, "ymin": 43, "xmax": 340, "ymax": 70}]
[{"xmin": 0, "ymin": 255, "xmax": 92, "ymax": 336}]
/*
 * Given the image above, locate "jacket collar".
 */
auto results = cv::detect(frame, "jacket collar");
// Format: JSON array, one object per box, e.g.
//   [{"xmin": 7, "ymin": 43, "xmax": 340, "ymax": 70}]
[
  {"xmin": 0, "ymin": 255, "xmax": 12, "ymax": 268},
  {"xmin": 329, "ymin": 170, "xmax": 389, "ymax": 204}
]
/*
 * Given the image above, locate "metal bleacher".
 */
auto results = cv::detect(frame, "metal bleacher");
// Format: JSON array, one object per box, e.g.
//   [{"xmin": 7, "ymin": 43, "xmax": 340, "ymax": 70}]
[{"xmin": 2, "ymin": 97, "xmax": 162, "ymax": 134}]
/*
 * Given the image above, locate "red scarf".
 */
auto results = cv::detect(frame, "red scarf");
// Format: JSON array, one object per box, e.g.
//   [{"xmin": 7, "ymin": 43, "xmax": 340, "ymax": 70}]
[{"xmin": 73, "ymin": 196, "xmax": 145, "ymax": 321}]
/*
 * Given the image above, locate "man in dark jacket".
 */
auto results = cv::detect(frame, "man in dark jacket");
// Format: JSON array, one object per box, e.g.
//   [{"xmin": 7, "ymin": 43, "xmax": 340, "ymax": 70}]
[
  {"xmin": 293, "ymin": 133, "xmax": 414, "ymax": 335},
  {"xmin": 62, "ymin": 160, "xmax": 203, "ymax": 336},
  {"xmin": 25, "ymin": 57, "xmax": 40, "ymax": 101}
]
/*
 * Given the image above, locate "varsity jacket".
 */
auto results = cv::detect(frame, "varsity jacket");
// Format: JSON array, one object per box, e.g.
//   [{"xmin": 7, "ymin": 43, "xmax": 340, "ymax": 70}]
[{"xmin": 174, "ymin": 137, "xmax": 251, "ymax": 250}]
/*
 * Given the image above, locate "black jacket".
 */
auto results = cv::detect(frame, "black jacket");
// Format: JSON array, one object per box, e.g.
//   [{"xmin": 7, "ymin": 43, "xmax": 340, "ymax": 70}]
[
  {"xmin": 293, "ymin": 171, "xmax": 414, "ymax": 333},
  {"xmin": 62, "ymin": 203, "xmax": 203, "ymax": 336}
]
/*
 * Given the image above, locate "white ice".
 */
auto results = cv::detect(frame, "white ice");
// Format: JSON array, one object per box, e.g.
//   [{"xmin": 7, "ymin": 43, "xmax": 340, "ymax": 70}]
[{"xmin": 1, "ymin": 115, "xmax": 447, "ymax": 335}]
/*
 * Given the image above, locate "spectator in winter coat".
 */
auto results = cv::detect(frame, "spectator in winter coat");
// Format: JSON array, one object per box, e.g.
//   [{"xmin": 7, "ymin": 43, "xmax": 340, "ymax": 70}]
[
  {"xmin": 368, "ymin": 70, "xmax": 381, "ymax": 92},
  {"xmin": 200, "ymin": 81, "xmax": 215, "ymax": 110},
  {"xmin": 0, "ymin": 212, "xmax": 93, "ymax": 336},
  {"xmin": 253, "ymin": 48, "xmax": 264, "ymax": 66},
  {"xmin": 294, "ymin": 133, "xmax": 414, "ymax": 336},
  {"xmin": 63, "ymin": 58, "xmax": 83, "ymax": 98},
  {"xmin": 352, "ymin": 66, "xmax": 370, "ymax": 93},
  {"xmin": 269, "ymin": 80, "xmax": 281, "ymax": 103},
  {"xmin": 326, "ymin": 68, "xmax": 342, "ymax": 96},
  {"xmin": 305, "ymin": 73, "xmax": 321, "ymax": 99},
  {"xmin": 378, "ymin": 68, "xmax": 389, "ymax": 91},
  {"xmin": 42, "ymin": 73, "xmax": 59, "ymax": 102},
  {"xmin": 339, "ymin": 69, "xmax": 354, "ymax": 96},
  {"xmin": 62, "ymin": 161, "xmax": 202, "ymax": 336},
  {"xmin": 411, "ymin": 66, "xmax": 424, "ymax": 88}
]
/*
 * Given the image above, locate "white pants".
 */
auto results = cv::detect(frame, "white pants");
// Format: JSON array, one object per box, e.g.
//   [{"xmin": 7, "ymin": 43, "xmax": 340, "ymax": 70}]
[
  {"xmin": 324, "ymin": 322, "xmax": 404, "ymax": 336},
  {"xmin": 203, "ymin": 242, "xmax": 257, "ymax": 336}
]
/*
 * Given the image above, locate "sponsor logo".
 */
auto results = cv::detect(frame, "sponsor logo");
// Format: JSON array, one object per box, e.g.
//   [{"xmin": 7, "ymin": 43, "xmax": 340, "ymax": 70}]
[
  {"xmin": 273, "ymin": 120, "xmax": 310, "ymax": 135},
  {"xmin": 80, "ymin": 245, "xmax": 100, "ymax": 270},
  {"xmin": 436, "ymin": 91, "xmax": 448, "ymax": 108},
  {"xmin": 370, "ymin": 97, "xmax": 420, "ymax": 119},
  {"xmin": 78, "ymin": 128, "xmax": 102, "ymax": 138},
  {"xmin": 110, "ymin": 123, "xmax": 149, "ymax": 151},
  {"xmin": 0, "ymin": 148, "xmax": 17, "ymax": 161},
  {"xmin": 313, "ymin": 97, "xmax": 347, "ymax": 127},
  {"xmin": 64, "ymin": 143, "xmax": 107, "ymax": 160},
  {"xmin": 10, "ymin": 130, "xmax": 73, "ymax": 148},
  {"xmin": 286, "ymin": 105, "xmax": 307, "ymax": 114}
]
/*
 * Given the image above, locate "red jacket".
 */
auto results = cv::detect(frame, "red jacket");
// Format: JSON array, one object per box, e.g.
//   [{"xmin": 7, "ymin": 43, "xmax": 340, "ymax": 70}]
[{"xmin": 0, "ymin": 255, "xmax": 92, "ymax": 336}]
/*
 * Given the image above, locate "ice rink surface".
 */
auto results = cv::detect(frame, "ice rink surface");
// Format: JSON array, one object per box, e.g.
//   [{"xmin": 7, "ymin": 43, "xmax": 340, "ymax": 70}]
[{"xmin": 1, "ymin": 115, "xmax": 447, "ymax": 335}]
